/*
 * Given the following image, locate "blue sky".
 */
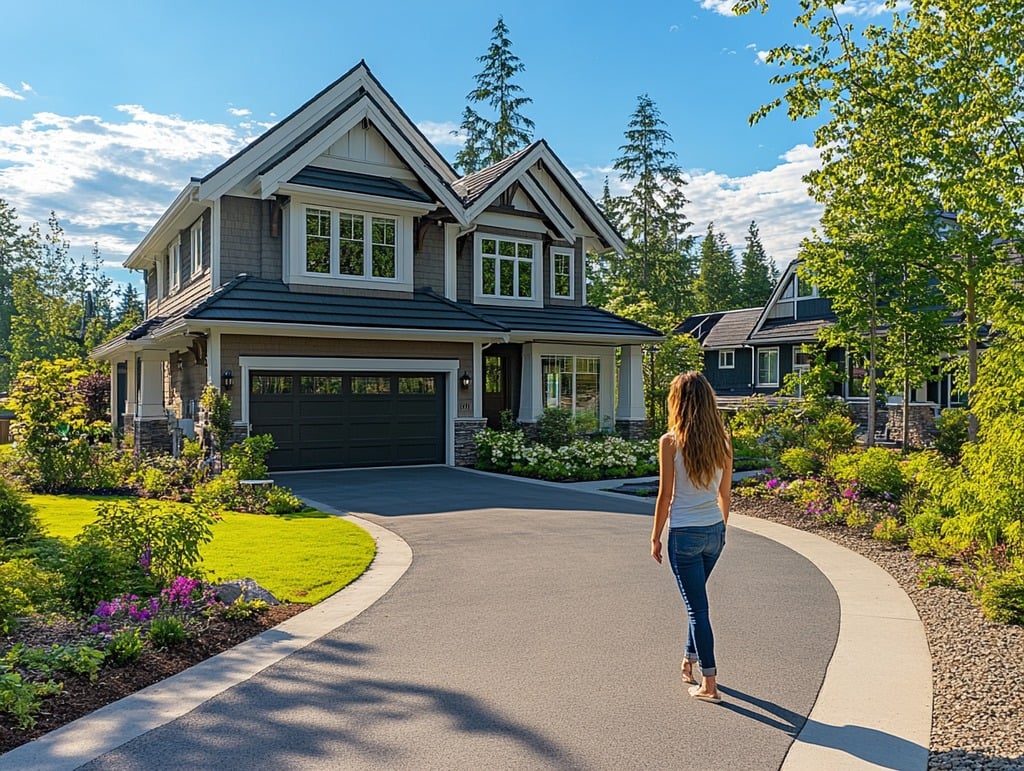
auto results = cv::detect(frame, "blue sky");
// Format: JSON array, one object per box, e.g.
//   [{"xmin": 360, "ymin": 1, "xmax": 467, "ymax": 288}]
[{"xmin": 0, "ymin": 0, "xmax": 897, "ymax": 289}]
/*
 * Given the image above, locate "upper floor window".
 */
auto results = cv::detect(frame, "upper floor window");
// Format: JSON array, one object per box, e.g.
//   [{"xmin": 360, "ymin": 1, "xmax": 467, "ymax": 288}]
[
  {"xmin": 551, "ymin": 248, "xmax": 574, "ymax": 299},
  {"xmin": 190, "ymin": 220, "xmax": 203, "ymax": 276},
  {"xmin": 165, "ymin": 238, "xmax": 180, "ymax": 296},
  {"xmin": 474, "ymin": 232, "xmax": 542, "ymax": 307},
  {"xmin": 301, "ymin": 206, "xmax": 401, "ymax": 281}
]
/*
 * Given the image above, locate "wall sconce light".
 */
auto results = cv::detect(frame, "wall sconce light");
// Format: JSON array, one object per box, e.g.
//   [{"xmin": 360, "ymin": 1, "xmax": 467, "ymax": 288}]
[
  {"xmin": 459, "ymin": 371, "xmax": 472, "ymax": 390},
  {"xmin": 222, "ymin": 369, "xmax": 234, "ymax": 391}
]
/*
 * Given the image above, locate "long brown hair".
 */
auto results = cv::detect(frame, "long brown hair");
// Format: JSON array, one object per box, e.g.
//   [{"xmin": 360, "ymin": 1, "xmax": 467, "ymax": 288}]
[{"xmin": 667, "ymin": 371, "xmax": 731, "ymax": 488}]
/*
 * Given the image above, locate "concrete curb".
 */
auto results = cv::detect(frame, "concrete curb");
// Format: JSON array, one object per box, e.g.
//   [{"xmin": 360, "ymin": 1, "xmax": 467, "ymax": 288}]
[
  {"xmin": 0, "ymin": 507, "xmax": 411, "ymax": 771},
  {"xmin": 732, "ymin": 515, "xmax": 932, "ymax": 770}
]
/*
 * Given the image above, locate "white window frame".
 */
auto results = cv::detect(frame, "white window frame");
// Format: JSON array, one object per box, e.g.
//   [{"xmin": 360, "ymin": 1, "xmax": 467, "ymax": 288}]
[
  {"xmin": 474, "ymin": 231, "xmax": 542, "ymax": 308},
  {"xmin": 550, "ymin": 247, "xmax": 574, "ymax": 299},
  {"xmin": 718, "ymin": 349, "xmax": 735, "ymax": 369},
  {"xmin": 756, "ymin": 347, "xmax": 780, "ymax": 388},
  {"xmin": 168, "ymin": 237, "xmax": 180, "ymax": 293},
  {"xmin": 286, "ymin": 196, "xmax": 415, "ymax": 291},
  {"xmin": 520, "ymin": 343, "xmax": 616, "ymax": 429},
  {"xmin": 793, "ymin": 348, "xmax": 813, "ymax": 371},
  {"xmin": 190, "ymin": 220, "xmax": 203, "ymax": 276}
]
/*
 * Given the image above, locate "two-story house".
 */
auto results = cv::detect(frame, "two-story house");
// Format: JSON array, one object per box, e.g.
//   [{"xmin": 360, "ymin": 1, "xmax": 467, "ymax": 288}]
[
  {"xmin": 675, "ymin": 259, "xmax": 963, "ymax": 412},
  {"xmin": 93, "ymin": 62, "xmax": 661, "ymax": 471}
]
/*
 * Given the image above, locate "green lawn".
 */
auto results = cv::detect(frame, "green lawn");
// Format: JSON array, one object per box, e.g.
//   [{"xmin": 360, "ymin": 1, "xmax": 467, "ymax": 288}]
[{"xmin": 27, "ymin": 495, "xmax": 376, "ymax": 605}]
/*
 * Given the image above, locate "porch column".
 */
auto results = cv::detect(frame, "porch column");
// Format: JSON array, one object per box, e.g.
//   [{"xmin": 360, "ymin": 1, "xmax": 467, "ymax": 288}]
[
  {"xmin": 137, "ymin": 351, "xmax": 166, "ymax": 418},
  {"xmin": 124, "ymin": 352, "xmax": 138, "ymax": 420},
  {"xmin": 616, "ymin": 345, "xmax": 646, "ymax": 421},
  {"xmin": 519, "ymin": 343, "xmax": 539, "ymax": 422}
]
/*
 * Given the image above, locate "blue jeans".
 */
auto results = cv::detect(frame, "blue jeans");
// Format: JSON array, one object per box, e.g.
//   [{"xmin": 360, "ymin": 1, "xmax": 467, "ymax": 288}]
[{"xmin": 668, "ymin": 521, "xmax": 726, "ymax": 677}]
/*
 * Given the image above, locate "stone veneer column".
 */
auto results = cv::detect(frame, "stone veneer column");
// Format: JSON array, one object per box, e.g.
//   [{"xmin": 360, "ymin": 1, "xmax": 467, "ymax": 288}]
[
  {"xmin": 615, "ymin": 345, "xmax": 648, "ymax": 439},
  {"xmin": 455, "ymin": 418, "xmax": 488, "ymax": 466}
]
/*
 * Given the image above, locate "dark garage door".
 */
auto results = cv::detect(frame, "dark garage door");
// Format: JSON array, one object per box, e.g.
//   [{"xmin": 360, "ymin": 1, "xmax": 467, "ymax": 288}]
[{"xmin": 249, "ymin": 371, "xmax": 446, "ymax": 471}]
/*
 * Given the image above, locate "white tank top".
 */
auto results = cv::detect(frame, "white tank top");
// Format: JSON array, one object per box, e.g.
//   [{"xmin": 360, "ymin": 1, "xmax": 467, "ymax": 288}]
[{"xmin": 668, "ymin": 446, "xmax": 725, "ymax": 529}]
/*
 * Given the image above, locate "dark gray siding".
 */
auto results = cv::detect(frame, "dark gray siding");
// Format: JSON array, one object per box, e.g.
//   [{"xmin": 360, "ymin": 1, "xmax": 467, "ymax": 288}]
[
  {"xmin": 796, "ymin": 297, "xmax": 832, "ymax": 321},
  {"xmin": 705, "ymin": 348, "xmax": 754, "ymax": 394},
  {"xmin": 220, "ymin": 196, "xmax": 281, "ymax": 282},
  {"xmin": 413, "ymin": 222, "xmax": 445, "ymax": 292}
]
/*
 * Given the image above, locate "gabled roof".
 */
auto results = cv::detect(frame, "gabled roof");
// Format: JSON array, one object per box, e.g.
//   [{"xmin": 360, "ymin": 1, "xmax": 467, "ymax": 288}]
[
  {"xmin": 748, "ymin": 259, "xmax": 799, "ymax": 340},
  {"xmin": 196, "ymin": 62, "xmax": 465, "ymax": 219},
  {"xmin": 675, "ymin": 308, "xmax": 761, "ymax": 349},
  {"xmin": 454, "ymin": 140, "xmax": 627, "ymax": 254}
]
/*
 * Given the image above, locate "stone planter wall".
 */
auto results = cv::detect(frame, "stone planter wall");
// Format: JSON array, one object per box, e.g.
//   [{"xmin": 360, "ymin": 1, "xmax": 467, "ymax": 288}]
[
  {"xmin": 615, "ymin": 419, "xmax": 649, "ymax": 440},
  {"xmin": 886, "ymin": 405, "xmax": 938, "ymax": 448}
]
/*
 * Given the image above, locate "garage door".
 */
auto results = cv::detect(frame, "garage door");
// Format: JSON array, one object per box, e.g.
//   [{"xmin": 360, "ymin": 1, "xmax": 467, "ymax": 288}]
[{"xmin": 249, "ymin": 371, "xmax": 446, "ymax": 471}]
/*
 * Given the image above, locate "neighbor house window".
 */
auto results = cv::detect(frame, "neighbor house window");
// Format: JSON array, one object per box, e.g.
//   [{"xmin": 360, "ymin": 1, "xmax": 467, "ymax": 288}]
[
  {"xmin": 303, "ymin": 206, "xmax": 399, "ymax": 281},
  {"xmin": 719, "ymin": 349, "xmax": 735, "ymax": 369},
  {"xmin": 757, "ymin": 348, "xmax": 779, "ymax": 387},
  {"xmin": 541, "ymin": 355, "xmax": 600, "ymax": 419},
  {"xmin": 190, "ymin": 220, "xmax": 203, "ymax": 276},
  {"xmin": 793, "ymin": 349, "xmax": 813, "ymax": 370},
  {"xmin": 551, "ymin": 248, "xmax": 574, "ymax": 299},
  {"xmin": 476, "ymin": 233, "xmax": 540, "ymax": 303}
]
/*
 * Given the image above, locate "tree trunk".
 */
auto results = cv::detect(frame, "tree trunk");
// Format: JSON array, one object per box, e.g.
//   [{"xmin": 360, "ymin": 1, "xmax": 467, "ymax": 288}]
[
  {"xmin": 966, "ymin": 278, "xmax": 978, "ymax": 442},
  {"xmin": 866, "ymin": 279, "xmax": 877, "ymax": 447}
]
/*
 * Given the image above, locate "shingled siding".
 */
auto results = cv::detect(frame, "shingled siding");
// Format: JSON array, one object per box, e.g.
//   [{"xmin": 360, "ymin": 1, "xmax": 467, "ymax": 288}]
[
  {"xmin": 144, "ymin": 209, "xmax": 212, "ymax": 319},
  {"xmin": 414, "ymin": 221, "xmax": 445, "ymax": 292},
  {"xmin": 221, "ymin": 196, "xmax": 283, "ymax": 281},
  {"xmin": 219, "ymin": 334, "xmax": 474, "ymax": 422}
]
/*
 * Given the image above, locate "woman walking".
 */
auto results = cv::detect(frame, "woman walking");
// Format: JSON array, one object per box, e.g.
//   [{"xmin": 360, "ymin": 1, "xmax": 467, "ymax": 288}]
[{"xmin": 650, "ymin": 372, "xmax": 732, "ymax": 703}]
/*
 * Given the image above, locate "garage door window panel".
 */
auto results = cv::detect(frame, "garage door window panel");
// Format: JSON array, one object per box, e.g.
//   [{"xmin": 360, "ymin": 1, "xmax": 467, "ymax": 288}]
[
  {"xmin": 252, "ymin": 375, "xmax": 293, "ymax": 395},
  {"xmin": 351, "ymin": 376, "xmax": 391, "ymax": 395}
]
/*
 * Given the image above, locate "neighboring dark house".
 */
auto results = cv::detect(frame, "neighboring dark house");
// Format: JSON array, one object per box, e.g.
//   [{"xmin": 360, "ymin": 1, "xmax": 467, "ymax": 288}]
[
  {"xmin": 676, "ymin": 260, "xmax": 964, "ymax": 414},
  {"xmin": 92, "ymin": 63, "xmax": 661, "ymax": 471}
]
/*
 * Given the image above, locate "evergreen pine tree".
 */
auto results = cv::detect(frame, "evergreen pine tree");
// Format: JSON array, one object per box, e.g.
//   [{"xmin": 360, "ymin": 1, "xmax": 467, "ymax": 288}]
[
  {"xmin": 738, "ymin": 220, "xmax": 776, "ymax": 307},
  {"xmin": 453, "ymin": 16, "xmax": 534, "ymax": 174},
  {"xmin": 694, "ymin": 222, "xmax": 741, "ymax": 312}
]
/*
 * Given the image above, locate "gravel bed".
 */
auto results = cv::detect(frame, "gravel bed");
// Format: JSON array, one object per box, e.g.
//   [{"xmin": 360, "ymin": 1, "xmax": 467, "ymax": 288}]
[{"xmin": 733, "ymin": 496, "xmax": 1024, "ymax": 770}]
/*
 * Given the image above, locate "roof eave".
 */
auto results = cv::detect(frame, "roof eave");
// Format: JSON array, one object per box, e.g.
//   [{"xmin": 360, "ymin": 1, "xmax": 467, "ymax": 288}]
[{"xmin": 124, "ymin": 182, "xmax": 202, "ymax": 269}]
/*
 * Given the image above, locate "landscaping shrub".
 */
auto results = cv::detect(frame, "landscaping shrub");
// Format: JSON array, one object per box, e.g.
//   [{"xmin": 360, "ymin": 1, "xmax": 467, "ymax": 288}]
[
  {"xmin": 873, "ymin": 516, "xmax": 909, "ymax": 544},
  {"xmin": 0, "ymin": 558, "xmax": 63, "ymax": 633},
  {"xmin": 933, "ymin": 407, "xmax": 969, "ymax": 462},
  {"xmin": 979, "ymin": 566, "xmax": 1024, "ymax": 624},
  {"xmin": 0, "ymin": 667, "xmax": 62, "ymax": 729},
  {"xmin": 806, "ymin": 411, "xmax": 857, "ymax": 462},
  {"xmin": 536, "ymin": 407, "xmax": 577, "ymax": 449},
  {"xmin": 82, "ymin": 499, "xmax": 218, "ymax": 586},
  {"xmin": 6, "ymin": 359, "xmax": 112, "ymax": 493},
  {"xmin": 200, "ymin": 385, "xmax": 233, "ymax": 453},
  {"xmin": 475, "ymin": 429, "xmax": 657, "ymax": 481},
  {"xmin": 828, "ymin": 448, "xmax": 905, "ymax": 498},
  {"xmin": 104, "ymin": 628, "xmax": 144, "ymax": 665},
  {"xmin": 224, "ymin": 434, "xmax": 275, "ymax": 480},
  {"xmin": 60, "ymin": 538, "xmax": 145, "ymax": 614},
  {"xmin": 779, "ymin": 447, "xmax": 820, "ymax": 477},
  {"xmin": 264, "ymin": 486, "xmax": 305, "ymax": 515},
  {"xmin": 0, "ymin": 478, "xmax": 39, "ymax": 543},
  {"xmin": 131, "ymin": 443, "xmax": 206, "ymax": 500},
  {"xmin": 918, "ymin": 563, "xmax": 958, "ymax": 589},
  {"xmin": 147, "ymin": 616, "xmax": 187, "ymax": 649}
]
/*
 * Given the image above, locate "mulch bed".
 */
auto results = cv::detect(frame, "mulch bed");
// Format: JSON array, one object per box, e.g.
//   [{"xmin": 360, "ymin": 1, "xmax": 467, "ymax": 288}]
[{"xmin": 0, "ymin": 603, "xmax": 307, "ymax": 755}]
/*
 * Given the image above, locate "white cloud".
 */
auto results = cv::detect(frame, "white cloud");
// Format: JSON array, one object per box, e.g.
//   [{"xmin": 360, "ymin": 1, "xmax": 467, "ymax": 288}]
[
  {"xmin": 575, "ymin": 144, "xmax": 823, "ymax": 270},
  {"xmin": 669, "ymin": 24, "xmax": 680, "ymax": 32},
  {"xmin": 756, "ymin": 50, "xmax": 770, "ymax": 64},
  {"xmin": 417, "ymin": 120, "xmax": 464, "ymax": 147},
  {"xmin": 20, "ymin": 82, "xmax": 33, "ymax": 93},
  {"xmin": 227, "ymin": 106, "xmax": 251, "ymax": 116},
  {"xmin": 0, "ymin": 82, "xmax": 25, "ymax": 100},
  {"xmin": 697, "ymin": 0, "xmax": 739, "ymax": 16},
  {"xmin": 745, "ymin": 43, "xmax": 758, "ymax": 50},
  {"xmin": 0, "ymin": 106, "xmax": 253, "ymax": 277},
  {"xmin": 834, "ymin": 0, "xmax": 910, "ymax": 16}
]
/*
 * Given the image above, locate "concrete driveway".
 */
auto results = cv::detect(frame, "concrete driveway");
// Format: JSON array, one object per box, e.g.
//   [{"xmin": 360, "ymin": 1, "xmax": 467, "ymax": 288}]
[{"xmin": 64, "ymin": 466, "xmax": 841, "ymax": 771}]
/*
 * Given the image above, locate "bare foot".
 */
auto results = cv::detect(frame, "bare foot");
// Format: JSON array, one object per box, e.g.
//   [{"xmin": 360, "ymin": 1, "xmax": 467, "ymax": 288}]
[{"xmin": 681, "ymin": 660, "xmax": 697, "ymax": 685}]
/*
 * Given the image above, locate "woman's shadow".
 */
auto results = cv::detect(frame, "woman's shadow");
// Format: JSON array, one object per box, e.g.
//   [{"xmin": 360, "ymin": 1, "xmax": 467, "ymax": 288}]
[{"xmin": 717, "ymin": 685, "xmax": 928, "ymax": 771}]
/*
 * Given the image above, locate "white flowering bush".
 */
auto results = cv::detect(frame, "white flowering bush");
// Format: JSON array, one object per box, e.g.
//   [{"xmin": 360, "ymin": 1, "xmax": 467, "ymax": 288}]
[{"xmin": 475, "ymin": 429, "xmax": 658, "ymax": 481}]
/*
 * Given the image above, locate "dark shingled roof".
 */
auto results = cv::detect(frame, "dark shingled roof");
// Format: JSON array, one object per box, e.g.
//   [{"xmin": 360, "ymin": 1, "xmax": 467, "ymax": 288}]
[
  {"xmin": 452, "ymin": 143, "xmax": 538, "ymax": 203},
  {"xmin": 183, "ymin": 276, "xmax": 505, "ymax": 333},
  {"xmin": 290, "ymin": 166, "xmax": 433, "ymax": 203},
  {"xmin": 748, "ymin": 317, "xmax": 835, "ymax": 343},
  {"xmin": 675, "ymin": 308, "xmax": 761, "ymax": 348},
  {"xmin": 126, "ymin": 316, "xmax": 168, "ymax": 340},
  {"xmin": 461, "ymin": 302, "xmax": 662, "ymax": 339}
]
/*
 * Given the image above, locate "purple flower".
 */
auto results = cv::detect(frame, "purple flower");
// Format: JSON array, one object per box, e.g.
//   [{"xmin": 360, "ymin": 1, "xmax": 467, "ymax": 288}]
[
  {"xmin": 139, "ymin": 546, "xmax": 152, "ymax": 570},
  {"xmin": 766, "ymin": 478, "xmax": 781, "ymax": 491}
]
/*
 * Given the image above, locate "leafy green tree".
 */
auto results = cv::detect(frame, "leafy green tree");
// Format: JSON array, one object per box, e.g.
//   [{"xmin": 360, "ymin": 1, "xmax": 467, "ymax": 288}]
[
  {"xmin": 738, "ymin": 221, "xmax": 776, "ymax": 307},
  {"xmin": 0, "ymin": 199, "xmax": 33, "ymax": 392},
  {"xmin": 7, "ymin": 358, "xmax": 109, "ymax": 492},
  {"xmin": 693, "ymin": 222, "xmax": 741, "ymax": 312},
  {"xmin": 742, "ymin": 0, "xmax": 1024, "ymax": 442},
  {"xmin": 453, "ymin": 16, "xmax": 534, "ymax": 174}
]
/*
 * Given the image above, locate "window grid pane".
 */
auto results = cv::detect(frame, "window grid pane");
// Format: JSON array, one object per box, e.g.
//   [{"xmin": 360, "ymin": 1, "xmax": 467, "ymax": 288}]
[
  {"xmin": 338, "ymin": 213, "xmax": 363, "ymax": 275},
  {"xmin": 252, "ymin": 375, "xmax": 293, "ymax": 395},
  {"xmin": 305, "ymin": 209, "xmax": 331, "ymax": 273},
  {"xmin": 300, "ymin": 375, "xmax": 343, "ymax": 395},
  {"xmin": 351, "ymin": 376, "xmax": 391, "ymax": 395},
  {"xmin": 398, "ymin": 376, "xmax": 435, "ymax": 394},
  {"xmin": 554, "ymin": 253, "xmax": 571, "ymax": 296}
]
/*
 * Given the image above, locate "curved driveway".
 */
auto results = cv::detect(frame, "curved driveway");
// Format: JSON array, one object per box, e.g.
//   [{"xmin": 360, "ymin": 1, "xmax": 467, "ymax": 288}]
[{"xmin": 69, "ymin": 466, "xmax": 839, "ymax": 771}]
